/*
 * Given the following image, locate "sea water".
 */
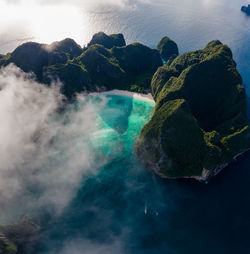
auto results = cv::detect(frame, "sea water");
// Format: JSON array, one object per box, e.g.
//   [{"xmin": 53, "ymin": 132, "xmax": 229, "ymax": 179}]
[{"xmin": 23, "ymin": 93, "xmax": 250, "ymax": 254}]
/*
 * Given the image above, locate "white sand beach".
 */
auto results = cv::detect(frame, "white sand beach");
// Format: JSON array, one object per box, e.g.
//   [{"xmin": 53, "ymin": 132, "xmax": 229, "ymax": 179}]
[{"xmin": 88, "ymin": 89, "xmax": 155, "ymax": 104}]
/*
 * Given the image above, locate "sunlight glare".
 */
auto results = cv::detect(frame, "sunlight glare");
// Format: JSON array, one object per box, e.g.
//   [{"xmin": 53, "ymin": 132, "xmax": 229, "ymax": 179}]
[{"xmin": 0, "ymin": 2, "xmax": 87, "ymax": 46}]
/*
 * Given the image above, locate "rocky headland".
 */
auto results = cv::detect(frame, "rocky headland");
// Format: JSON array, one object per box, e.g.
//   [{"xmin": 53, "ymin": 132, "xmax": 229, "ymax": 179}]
[{"xmin": 157, "ymin": 36, "xmax": 179, "ymax": 64}]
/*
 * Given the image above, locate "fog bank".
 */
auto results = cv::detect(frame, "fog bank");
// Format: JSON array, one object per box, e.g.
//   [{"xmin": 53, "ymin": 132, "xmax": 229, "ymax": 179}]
[{"xmin": 0, "ymin": 64, "xmax": 107, "ymax": 222}]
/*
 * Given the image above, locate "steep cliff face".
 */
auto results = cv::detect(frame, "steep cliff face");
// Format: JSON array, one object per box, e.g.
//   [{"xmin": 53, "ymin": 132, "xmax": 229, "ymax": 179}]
[
  {"xmin": 157, "ymin": 36, "xmax": 179, "ymax": 63},
  {"xmin": 137, "ymin": 40, "xmax": 250, "ymax": 180}
]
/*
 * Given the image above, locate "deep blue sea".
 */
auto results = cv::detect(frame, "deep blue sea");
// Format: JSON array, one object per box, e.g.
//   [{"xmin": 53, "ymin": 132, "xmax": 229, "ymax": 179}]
[
  {"xmin": 3, "ymin": 0, "xmax": 250, "ymax": 253},
  {"xmin": 31, "ymin": 95, "xmax": 250, "ymax": 254}
]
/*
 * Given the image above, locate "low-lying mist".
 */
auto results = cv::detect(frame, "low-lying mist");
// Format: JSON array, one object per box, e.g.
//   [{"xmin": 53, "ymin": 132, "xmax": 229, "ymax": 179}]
[
  {"xmin": 0, "ymin": 64, "xmax": 109, "ymax": 222},
  {"xmin": 0, "ymin": 64, "xmax": 165, "ymax": 254}
]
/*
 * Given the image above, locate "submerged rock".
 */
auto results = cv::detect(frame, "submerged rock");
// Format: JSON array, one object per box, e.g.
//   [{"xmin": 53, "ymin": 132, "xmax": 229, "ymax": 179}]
[
  {"xmin": 157, "ymin": 36, "xmax": 179, "ymax": 63},
  {"xmin": 137, "ymin": 40, "xmax": 250, "ymax": 181}
]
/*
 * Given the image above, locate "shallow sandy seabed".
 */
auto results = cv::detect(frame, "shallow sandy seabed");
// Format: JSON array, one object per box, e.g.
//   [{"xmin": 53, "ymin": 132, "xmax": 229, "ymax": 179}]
[{"xmin": 88, "ymin": 89, "xmax": 155, "ymax": 104}]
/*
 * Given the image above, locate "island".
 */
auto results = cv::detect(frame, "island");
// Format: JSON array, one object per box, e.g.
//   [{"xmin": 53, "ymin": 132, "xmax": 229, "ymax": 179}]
[
  {"xmin": 0, "ymin": 32, "xmax": 249, "ymax": 183},
  {"xmin": 241, "ymin": 4, "xmax": 250, "ymax": 15},
  {"xmin": 136, "ymin": 40, "xmax": 250, "ymax": 181}
]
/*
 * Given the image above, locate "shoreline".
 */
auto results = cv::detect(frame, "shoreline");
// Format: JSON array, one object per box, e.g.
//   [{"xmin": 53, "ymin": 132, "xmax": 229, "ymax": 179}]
[
  {"xmin": 140, "ymin": 146, "xmax": 250, "ymax": 184},
  {"xmin": 88, "ymin": 89, "xmax": 155, "ymax": 104}
]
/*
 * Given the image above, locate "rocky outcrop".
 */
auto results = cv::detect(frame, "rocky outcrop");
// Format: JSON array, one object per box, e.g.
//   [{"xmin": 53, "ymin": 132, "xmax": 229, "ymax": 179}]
[
  {"xmin": 241, "ymin": 5, "xmax": 250, "ymax": 15},
  {"xmin": 87, "ymin": 32, "xmax": 126, "ymax": 49},
  {"xmin": 137, "ymin": 40, "xmax": 250, "ymax": 180},
  {"xmin": 157, "ymin": 36, "xmax": 179, "ymax": 63}
]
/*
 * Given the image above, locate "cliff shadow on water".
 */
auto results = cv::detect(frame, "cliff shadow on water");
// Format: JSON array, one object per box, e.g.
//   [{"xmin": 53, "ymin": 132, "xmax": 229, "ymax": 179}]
[{"xmin": 98, "ymin": 95, "xmax": 133, "ymax": 135}]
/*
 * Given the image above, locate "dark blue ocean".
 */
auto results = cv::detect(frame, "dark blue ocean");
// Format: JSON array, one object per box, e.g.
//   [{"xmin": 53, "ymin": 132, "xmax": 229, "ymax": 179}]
[
  {"xmin": 13, "ymin": 0, "xmax": 250, "ymax": 253},
  {"xmin": 30, "ymin": 94, "xmax": 250, "ymax": 254}
]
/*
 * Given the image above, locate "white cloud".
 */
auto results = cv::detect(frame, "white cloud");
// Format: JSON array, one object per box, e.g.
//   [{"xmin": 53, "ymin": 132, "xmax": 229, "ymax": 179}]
[
  {"xmin": 0, "ymin": 64, "xmax": 108, "ymax": 221},
  {"xmin": 0, "ymin": 1, "xmax": 85, "ymax": 50}
]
